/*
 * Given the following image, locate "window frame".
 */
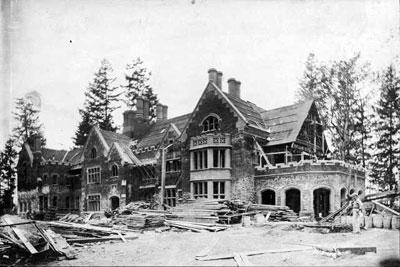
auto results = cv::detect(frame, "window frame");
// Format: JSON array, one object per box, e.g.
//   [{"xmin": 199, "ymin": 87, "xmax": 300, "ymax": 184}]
[
  {"xmin": 87, "ymin": 194, "xmax": 101, "ymax": 211},
  {"xmin": 111, "ymin": 164, "xmax": 119, "ymax": 177},
  {"xmin": 193, "ymin": 181, "xmax": 208, "ymax": 199},
  {"xmin": 90, "ymin": 147, "xmax": 97, "ymax": 159},
  {"xmin": 213, "ymin": 181, "xmax": 226, "ymax": 199},
  {"xmin": 201, "ymin": 114, "xmax": 221, "ymax": 133},
  {"xmin": 87, "ymin": 166, "xmax": 101, "ymax": 184}
]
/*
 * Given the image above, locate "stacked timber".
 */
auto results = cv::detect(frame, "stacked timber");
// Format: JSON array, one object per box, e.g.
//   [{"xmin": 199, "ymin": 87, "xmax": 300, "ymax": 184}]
[
  {"xmin": 247, "ymin": 204, "xmax": 299, "ymax": 222},
  {"xmin": 169, "ymin": 200, "xmax": 230, "ymax": 224}
]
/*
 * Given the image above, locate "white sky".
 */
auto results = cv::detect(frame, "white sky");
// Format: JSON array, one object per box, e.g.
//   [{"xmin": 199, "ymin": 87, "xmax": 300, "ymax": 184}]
[{"xmin": 1, "ymin": 0, "xmax": 399, "ymax": 150}]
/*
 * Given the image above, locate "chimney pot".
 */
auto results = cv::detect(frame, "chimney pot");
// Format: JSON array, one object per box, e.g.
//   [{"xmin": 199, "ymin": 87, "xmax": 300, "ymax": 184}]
[
  {"xmin": 162, "ymin": 105, "xmax": 168, "ymax": 120},
  {"xmin": 208, "ymin": 68, "xmax": 218, "ymax": 85},
  {"xmin": 228, "ymin": 78, "xmax": 241, "ymax": 98},
  {"xmin": 216, "ymin": 71, "xmax": 223, "ymax": 88},
  {"xmin": 156, "ymin": 103, "xmax": 164, "ymax": 121}
]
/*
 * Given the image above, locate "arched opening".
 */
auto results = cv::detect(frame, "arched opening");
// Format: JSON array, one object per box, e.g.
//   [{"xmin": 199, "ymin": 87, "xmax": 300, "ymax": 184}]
[
  {"xmin": 111, "ymin": 164, "xmax": 118, "ymax": 177},
  {"xmin": 349, "ymin": 188, "xmax": 355, "ymax": 195},
  {"xmin": 340, "ymin": 188, "xmax": 347, "ymax": 207},
  {"xmin": 313, "ymin": 188, "xmax": 330, "ymax": 219},
  {"xmin": 358, "ymin": 190, "xmax": 363, "ymax": 196},
  {"xmin": 261, "ymin": 189, "xmax": 276, "ymax": 205},
  {"xmin": 285, "ymin": 188, "xmax": 301, "ymax": 214},
  {"xmin": 110, "ymin": 196, "xmax": 120, "ymax": 210}
]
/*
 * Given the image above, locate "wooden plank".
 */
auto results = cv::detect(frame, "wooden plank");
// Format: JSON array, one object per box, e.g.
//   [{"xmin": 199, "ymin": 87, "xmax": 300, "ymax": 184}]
[
  {"xmin": 197, "ymin": 248, "xmax": 313, "ymax": 261},
  {"xmin": 265, "ymin": 212, "xmax": 271, "ymax": 222},
  {"xmin": 371, "ymin": 200, "xmax": 400, "ymax": 216},
  {"xmin": 196, "ymin": 236, "xmax": 220, "ymax": 258},
  {"xmin": 336, "ymin": 247, "xmax": 376, "ymax": 255},
  {"xmin": 2, "ymin": 217, "xmax": 38, "ymax": 254},
  {"xmin": 117, "ymin": 231, "xmax": 127, "ymax": 243},
  {"xmin": 67, "ymin": 236, "xmax": 138, "ymax": 244},
  {"xmin": 0, "ymin": 221, "xmax": 36, "ymax": 227},
  {"xmin": 233, "ymin": 253, "xmax": 245, "ymax": 266},
  {"xmin": 239, "ymin": 254, "xmax": 252, "ymax": 266}
]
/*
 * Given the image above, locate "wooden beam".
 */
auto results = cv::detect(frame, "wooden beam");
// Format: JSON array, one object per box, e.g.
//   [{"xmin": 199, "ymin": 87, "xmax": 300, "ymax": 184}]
[
  {"xmin": 0, "ymin": 221, "xmax": 36, "ymax": 227},
  {"xmin": 67, "ymin": 236, "xmax": 138, "ymax": 244},
  {"xmin": 197, "ymin": 248, "xmax": 313, "ymax": 261},
  {"xmin": 371, "ymin": 200, "xmax": 400, "ymax": 216},
  {"xmin": 2, "ymin": 217, "xmax": 38, "ymax": 254}
]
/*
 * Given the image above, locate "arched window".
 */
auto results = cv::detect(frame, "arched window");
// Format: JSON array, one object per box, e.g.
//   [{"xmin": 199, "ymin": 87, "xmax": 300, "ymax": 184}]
[
  {"xmin": 111, "ymin": 164, "xmax": 118, "ymax": 177},
  {"xmin": 91, "ymin": 147, "xmax": 97, "ymax": 159},
  {"xmin": 202, "ymin": 116, "xmax": 220, "ymax": 132}
]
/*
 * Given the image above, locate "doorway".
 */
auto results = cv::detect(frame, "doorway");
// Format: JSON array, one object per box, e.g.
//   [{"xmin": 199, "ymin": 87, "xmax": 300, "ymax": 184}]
[
  {"xmin": 261, "ymin": 190, "xmax": 276, "ymax": 205},
  {"xmin": 110, "ymin": 196, "xmax": 120, "ymax": 210},
  {"xmin": 313, "ymin": 188, "xmax": 330, "ymax": 218},
  {"xmin": 285, "ymin": 188, "xmax": 301, "ymax": 214}
]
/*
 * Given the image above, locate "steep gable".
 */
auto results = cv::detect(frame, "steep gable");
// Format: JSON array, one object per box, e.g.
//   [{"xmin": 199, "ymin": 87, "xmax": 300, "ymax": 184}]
[{"xmin": 260, "ymin": 99, "xmax": 315, "ymax": 147}]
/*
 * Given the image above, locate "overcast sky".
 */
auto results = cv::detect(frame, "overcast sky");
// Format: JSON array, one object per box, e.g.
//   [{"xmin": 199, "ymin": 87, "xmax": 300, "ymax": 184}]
[{"xmin": 1, "ymin": 0, "xmax": 399, "ymax": 150}]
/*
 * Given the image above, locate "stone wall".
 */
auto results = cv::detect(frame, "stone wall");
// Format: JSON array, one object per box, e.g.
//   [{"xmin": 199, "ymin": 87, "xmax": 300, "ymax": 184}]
[{"xmin": 254, "ymin": 160, "xmax": 366, "ymax": 217}]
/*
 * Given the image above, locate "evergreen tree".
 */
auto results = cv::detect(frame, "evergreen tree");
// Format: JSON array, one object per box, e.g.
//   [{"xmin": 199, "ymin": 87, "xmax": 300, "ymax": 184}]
[
  {"xmin": 73, "ymin": 110, "xmax": 92, "ymax": 146},
  {"xmin": 297, "ymin": 53, "xmax": 369, "ymax": 162},
  {"xmin": 297, "ymin": 53, "xmax": 333, "ymax": 128},
  {"xmin": 353, "ymin": 96, "xmax": 372, "ymax": 167},
  {"xmin": 143, "ymin": 86, "xmax": 159, "ymax": 121},
  {"xmin": 123, "ymin": 58, "xmax": 151, "ymax": 110},
  {"xmin": 370, "ymin": 65, "xmax": 400, "ymax": 191},
  {"xmin": 73, "ymin": 59, "xmax": 121, "ymax": 146},
  {"xmin": 0, "ymin": 138, "xmax": 17, "ymax": 213},
  {"xmin": 12, "ymin": 97, "xmax": 46, "ymax": 146}
]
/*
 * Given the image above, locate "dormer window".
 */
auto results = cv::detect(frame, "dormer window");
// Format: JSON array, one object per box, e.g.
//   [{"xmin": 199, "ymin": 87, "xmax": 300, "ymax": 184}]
[
  {"xmin": 91, "ymin": 148, "xmax": 97, "ymax": 159},
  {"xmin": 202, "ymin": 115, "xmax": 220, "ymax": 133}
]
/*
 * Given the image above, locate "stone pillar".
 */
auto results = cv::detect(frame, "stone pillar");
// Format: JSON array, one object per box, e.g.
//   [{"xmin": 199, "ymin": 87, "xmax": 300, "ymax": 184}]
[
  {"xmin": 190, "ymin": 152, "xmax": 194, "ymax": 171},
  {"xmin": 225, "ymin": 180, "xmax": 231, "ymax": 200},
  {"xmin": 225, "ymin": 149, "xmax": 231, "ymax": 168},
  {"xmin": 190, "ymin": 182, "xmax": 194, "ymax": 199},
  {"xmin": 207, "ymin": 181, "xmax": 213, "ymax": 199},
  {"xmin": 207, "ymin": 149, "xmax": 213, "ymax": 169}
]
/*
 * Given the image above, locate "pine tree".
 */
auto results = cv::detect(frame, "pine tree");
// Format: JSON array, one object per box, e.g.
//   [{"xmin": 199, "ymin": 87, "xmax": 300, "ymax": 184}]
[
  {"xmin": 370, "ymin": 65, "xmax": 400, "ymax": 191},
  {"xmin": 73, "ymin": 59, "xmax": 121, "ymax": 146},
  {"xmin": 73, "ymin": 110, "xmax": 92, "ymax": 146},
  {"xmin": 353, "ymin": 96, "xmax": 372, "ymax": 168},
  {"xmin": 297, "ymin": 53, "xmax": 369, "ymax": 162},
  {"xmin": 143, "ymin": 86, "xmax": 159, "ymax": 121},
  {"xmin": 123, "ymin": 58, "xmax": 151, "ymax": 110},
  {"xmin": 0, "ymin": 138, "xmax": 17, "ymax": 213},
  {"xmin": 12, "ymin": 97, "xmax": 46, "ymax": 146},
  {"xmin": 297, "ymin": 53, "xmax": 333, "ymax": 128}
]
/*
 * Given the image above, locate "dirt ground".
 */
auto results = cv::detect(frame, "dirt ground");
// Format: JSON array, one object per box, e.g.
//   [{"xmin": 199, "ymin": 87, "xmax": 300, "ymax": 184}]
[{"xmin": 43, "ymin": 223, "xmax": 399, "ymax": 266}]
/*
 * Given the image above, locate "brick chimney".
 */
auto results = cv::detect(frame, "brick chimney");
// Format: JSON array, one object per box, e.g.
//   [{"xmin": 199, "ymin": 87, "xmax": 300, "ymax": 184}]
[
  {"xmin": 156, "ymin": 103, "xmax": 164, "ymax": 121},
  {"xmin": 227, "ymin": 78, "xmax": 241, "ymax": 98},
  {"xmin": 217, "ymin": 71, "xmax": 223, "ymax": 89},
  {"xmin": 143, "ymin": 98, "xmax": 150, "ymax": 121},
  {"xmin": 122, "ymin": 110, "xmax": 136, "ymax": 138},
  {"xmin": 136, "ymin": 97, "xmax": 144, "ymax": 119},
  {"xmin": 162, "ymin": 105, "xmax": 168, "ymax": 120},
  {"xmin": 32, "ymin": 135, "xmax": 42, "ymax": 153}
]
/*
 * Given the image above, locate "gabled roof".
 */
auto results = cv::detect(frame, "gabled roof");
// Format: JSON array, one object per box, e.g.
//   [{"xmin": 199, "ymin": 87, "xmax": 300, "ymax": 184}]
[
  {"xmin": 99, "ymin": 128, "xmax": 132, "ymax": 147},
  {"xmin": 136, "ymin": 113, "xmax": 191, "ymax": 149},
  {"xmin": 41, "ymin": 148, "xmax": 68, "ymax": 162},
  {"xmin": 224, "ymin": 92, "xmax": 267, "ymax": 128},
  {"xmin": 63, "ymin": 147, "xmax": 83, "ymax": 165},
  {"xmin": 260, "ymin": 99, "xmax": 314, "ymax": 146}
]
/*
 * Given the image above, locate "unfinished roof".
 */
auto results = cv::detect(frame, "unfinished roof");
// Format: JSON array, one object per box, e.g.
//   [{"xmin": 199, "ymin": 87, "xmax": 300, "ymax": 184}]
[
  {"xmin": 63, "ymin": 147, "xmax": 83, "ymax": 165},
  {"xmin": 99, "ymin": 128, "xmax": 132, "ymax": 147},
  {"xmin": 260, "ymin": 99, "xmax": 314, "ymax": 147},
  {"xmin": 136, "ymin": 113, "xmax": 191, "ymax": 149},
  {"xmin": 41, "ymin": 148, "xmax": 68, "ymax": 162}
]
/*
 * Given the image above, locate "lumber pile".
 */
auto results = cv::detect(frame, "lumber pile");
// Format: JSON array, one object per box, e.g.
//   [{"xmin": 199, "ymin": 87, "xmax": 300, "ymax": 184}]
[
  {"xmin": 0, "ymin": 215, "xmax": 77, "ymax": 265},
  {"xmin": 165, "ymin": 220, "xmax": 229, "ymax": 232},
  {"xmin": 247, "ymin": 204, "xmax": 299, "ymax": 222}
]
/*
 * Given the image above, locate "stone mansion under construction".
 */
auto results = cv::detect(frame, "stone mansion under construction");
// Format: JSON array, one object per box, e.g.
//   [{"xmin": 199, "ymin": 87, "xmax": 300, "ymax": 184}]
[{"xmin": 17, "ymin": 68, "xmax": 366, "ymax": 218}]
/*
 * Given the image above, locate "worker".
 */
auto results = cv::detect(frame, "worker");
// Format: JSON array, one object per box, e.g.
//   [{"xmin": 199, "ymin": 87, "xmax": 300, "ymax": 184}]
[{"xmin": 350, "ymin": 192, "xmax": 363, "ymax": 234}]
